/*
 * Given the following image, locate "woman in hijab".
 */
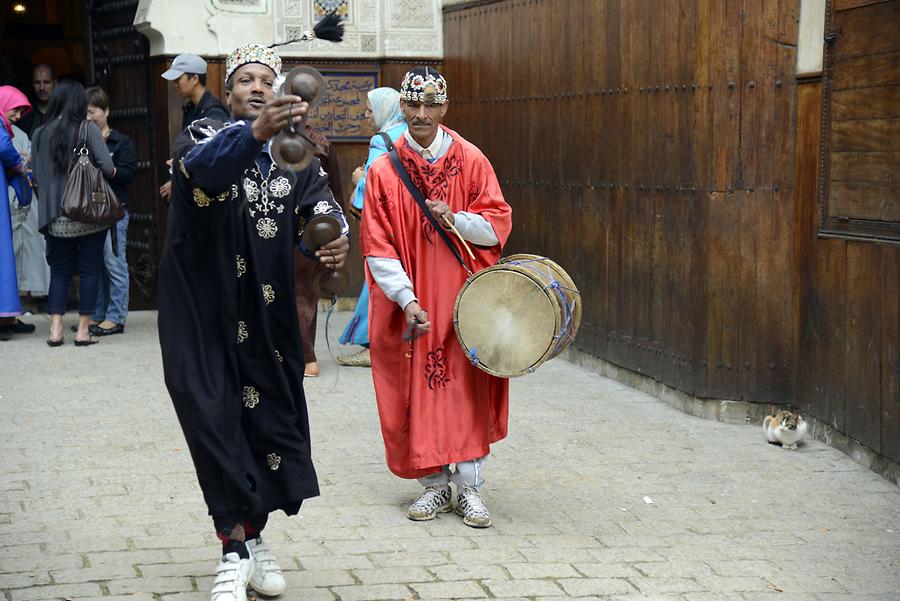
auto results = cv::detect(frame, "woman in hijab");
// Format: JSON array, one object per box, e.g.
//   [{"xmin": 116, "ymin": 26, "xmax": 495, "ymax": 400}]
[
  {"xmin": 32, "ymin": 80, "xmax": 115, "ymax": 346},
  {"xmin": 0, "ymin": 86, "xmax": 34, "ymax": 336},
  {"xmin": 337, "ymin": 87, "xmax": 406, "ymax": 367}
]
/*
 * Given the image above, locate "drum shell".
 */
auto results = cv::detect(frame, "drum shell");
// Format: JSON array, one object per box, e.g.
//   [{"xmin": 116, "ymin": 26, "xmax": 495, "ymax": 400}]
[{"xmin": 453, "ymin": 254, "xmax": 581, "ymax": 378}]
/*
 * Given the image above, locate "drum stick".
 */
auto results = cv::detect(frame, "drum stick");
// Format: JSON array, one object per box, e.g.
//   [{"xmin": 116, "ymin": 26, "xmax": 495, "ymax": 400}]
[{"xmin": 441, "ymin": 214, "xmax": 476, "ymax": 261}]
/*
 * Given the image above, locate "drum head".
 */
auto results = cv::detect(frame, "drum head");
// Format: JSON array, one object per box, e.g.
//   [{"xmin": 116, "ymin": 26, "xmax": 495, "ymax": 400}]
[{"xmin": 455, "ymin": 268, "xmax": 559, "ymax": 377}]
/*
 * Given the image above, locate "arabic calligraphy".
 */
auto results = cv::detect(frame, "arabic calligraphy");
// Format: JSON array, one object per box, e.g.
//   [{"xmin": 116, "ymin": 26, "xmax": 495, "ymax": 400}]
[{"xmin": 307, "ymin": 72, "xmax": 378, "ymax": 140}]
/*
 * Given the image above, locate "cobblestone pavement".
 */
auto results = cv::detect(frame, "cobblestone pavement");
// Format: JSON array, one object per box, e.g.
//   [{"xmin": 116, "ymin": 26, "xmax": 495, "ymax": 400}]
[{"xmin": 1, "ymin": 311, "xmax": 898, "ymax": 601}]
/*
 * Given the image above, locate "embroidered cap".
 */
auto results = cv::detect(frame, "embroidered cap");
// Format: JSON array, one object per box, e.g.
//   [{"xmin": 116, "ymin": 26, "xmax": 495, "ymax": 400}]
[
  {"xmin": 400, "ymin": 67, "xmax": 448, "ymax": 105},
  {"xmin": 225, "ymin": 43, "xmax": 283, "ymax": 82}
]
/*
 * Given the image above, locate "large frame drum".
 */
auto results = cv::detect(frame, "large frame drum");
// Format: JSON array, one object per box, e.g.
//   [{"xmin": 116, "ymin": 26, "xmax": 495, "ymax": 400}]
[{"xmin": 453, "ymin": 254, "xmax": 581, "ymax": 378}]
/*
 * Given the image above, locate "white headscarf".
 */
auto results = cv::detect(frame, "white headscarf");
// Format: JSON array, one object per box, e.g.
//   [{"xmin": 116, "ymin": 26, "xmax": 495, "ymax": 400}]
[{"xmin": 367, "ymin": 87, "xmax": 404, "ymax": 133}]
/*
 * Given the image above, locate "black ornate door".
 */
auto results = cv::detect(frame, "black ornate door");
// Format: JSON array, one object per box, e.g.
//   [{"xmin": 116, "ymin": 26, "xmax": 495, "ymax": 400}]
[{"xmin": 86, "ymin": 0, "xmax": 159, "ymax": 307}]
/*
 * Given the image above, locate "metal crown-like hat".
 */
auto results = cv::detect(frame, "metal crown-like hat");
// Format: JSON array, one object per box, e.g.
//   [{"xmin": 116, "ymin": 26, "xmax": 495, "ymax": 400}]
[
  {"xmin": 400, "ymin": 67, "xmax": 448, "ymax": 104},
  {"xmin": 226, "ymin": 44, "xmax": 283, "ymax": 82}
]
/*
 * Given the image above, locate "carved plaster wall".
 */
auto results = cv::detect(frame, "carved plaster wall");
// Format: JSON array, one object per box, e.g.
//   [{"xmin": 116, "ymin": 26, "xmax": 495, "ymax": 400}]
[{"xmin": 135, "ymin": 0, "xmax": 443, "ymax": 59}]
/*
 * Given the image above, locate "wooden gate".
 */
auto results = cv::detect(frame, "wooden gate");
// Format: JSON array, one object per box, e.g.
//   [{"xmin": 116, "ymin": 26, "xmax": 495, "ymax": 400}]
[{"xmin": 86, "ymin": 0, "xmax": 159, "ymax": 307}]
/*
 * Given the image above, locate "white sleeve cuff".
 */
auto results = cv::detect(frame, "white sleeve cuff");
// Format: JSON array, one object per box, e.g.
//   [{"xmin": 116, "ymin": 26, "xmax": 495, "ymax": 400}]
[
  {"xmin": 451, "ymin": 212, "xmax": 499, "ymax": 246},
  {"xmin": 366, "ymin": 257, "xmax": 417, "ymax": 308}
]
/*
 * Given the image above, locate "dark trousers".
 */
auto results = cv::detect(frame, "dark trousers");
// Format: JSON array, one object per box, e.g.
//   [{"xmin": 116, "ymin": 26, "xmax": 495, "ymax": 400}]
[{"xmin": 47, "ymin": 230, "xmax": 107, "ymax": 316}]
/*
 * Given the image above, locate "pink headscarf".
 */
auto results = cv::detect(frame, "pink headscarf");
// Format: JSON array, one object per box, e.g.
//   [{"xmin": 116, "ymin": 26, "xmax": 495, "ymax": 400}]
[{"xmin": 0, "ymin": 86, "xmax": 32, "ymax": 139}]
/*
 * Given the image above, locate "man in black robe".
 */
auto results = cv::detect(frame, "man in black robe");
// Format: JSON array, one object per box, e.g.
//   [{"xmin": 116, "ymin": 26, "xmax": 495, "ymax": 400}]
[{"xmin": 157, "ymin": 43, "xmax": 349, "ymax": 601}]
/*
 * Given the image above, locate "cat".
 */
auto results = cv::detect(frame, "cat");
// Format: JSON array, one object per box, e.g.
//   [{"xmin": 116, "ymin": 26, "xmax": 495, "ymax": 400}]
[{"xmin": 763, "ymin": 410, "xmax": 808, "ymax": 450}]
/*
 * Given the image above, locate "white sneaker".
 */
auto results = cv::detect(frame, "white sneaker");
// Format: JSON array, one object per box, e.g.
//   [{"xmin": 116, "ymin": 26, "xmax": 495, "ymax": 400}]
[
  {"xmin": 246, "ymin": 536, "xmax": 286, "ymax": 596},
  {"xmin": 456, "ymin": 485, "xmax": 492, "ymax": 528},
  {"xmin": 210, "ymin": 552, "xmax": 254, "ymax": 601},
  {"xmin": 407, "ymin": 486, "xmax": 452, "ymax": 521}
]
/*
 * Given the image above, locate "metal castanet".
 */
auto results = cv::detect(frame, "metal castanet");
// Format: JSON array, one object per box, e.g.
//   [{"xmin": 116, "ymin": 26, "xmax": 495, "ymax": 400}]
[
  {"xmin": 270, "ymin": 66, "xmax": 326, "ymax": 171},
  {"xmin": 301, "ymin": 214, "xmax": 349, "ymax": 298},
  {"xmin": 453, "ymin": 254, "xmax": 581, "ymax": 378}
]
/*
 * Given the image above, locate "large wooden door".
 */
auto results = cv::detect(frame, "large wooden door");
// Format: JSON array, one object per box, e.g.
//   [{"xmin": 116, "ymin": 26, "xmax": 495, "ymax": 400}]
[{"xmin": 87, "ymin": 0, "xmax": 159, "ymax": 308}]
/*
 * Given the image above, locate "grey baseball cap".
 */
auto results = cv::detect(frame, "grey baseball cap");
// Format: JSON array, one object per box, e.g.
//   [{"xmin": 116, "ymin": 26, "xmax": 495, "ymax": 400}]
[{"xmin": 161, "ymin": 54, "xmax": 208, "ymax": 80}]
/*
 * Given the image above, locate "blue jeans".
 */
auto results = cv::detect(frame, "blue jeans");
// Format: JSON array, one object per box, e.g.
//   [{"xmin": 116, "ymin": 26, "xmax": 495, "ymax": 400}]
[
  {"xmin": 47, "ymin": 230, "xmax": 106, "ymax": 316},
  {"xmin": 93, "ymin": 212, "xmax": 129, "ymax": 324}
]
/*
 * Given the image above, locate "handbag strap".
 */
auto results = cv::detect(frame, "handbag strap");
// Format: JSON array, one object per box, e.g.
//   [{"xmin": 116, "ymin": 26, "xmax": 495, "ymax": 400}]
[
  {"xmin": 387, "ymin": 147, "xmax": 469, "ymax": 273},
  {"xmin": 68, "ymin": 121, "xmax": 90, "ymax": 173}
]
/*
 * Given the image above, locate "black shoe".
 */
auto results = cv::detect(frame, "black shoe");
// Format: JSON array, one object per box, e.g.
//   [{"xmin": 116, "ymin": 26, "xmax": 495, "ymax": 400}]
[
  {"xmin": 90, "ymin": 323, "xmax": 125, "ymax": 336},
  {"xmin": 0, "ymin": 319, "xmax": 36, "ymax": 334},
  {"xmin": 74, "ymin": 338, "xmax": 99, "ymax": 346},
  {"xmin": 46, "ymin": 337, "xmax": 64, "ymax": 347}
]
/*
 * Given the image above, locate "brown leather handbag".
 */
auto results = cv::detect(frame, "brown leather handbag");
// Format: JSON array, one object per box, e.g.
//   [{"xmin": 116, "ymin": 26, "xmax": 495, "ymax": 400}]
[{"xmin": 60, "ymin": 121, "xmax": 124, "ymax": 226}]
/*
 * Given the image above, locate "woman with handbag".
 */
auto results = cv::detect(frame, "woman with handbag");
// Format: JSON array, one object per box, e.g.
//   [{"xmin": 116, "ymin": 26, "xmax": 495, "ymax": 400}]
[
  {"xmin": 336, "ymin": 87, "xmax": 407, "ymax": 368},
  {"xmin": 32, "ymin": 81, "xmax": 116, "ymax": 346}
]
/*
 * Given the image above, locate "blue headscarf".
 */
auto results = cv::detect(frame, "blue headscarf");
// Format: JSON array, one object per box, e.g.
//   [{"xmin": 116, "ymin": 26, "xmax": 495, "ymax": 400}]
[{"xmin": 367, "ymin": 87, "xmax": 404, "ymax": 133}]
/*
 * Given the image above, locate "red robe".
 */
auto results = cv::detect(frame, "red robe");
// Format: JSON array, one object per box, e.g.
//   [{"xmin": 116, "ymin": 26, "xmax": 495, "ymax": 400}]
[{"xmin": 361, "ymin": 126, "xmax": 513, "ymax": 479}]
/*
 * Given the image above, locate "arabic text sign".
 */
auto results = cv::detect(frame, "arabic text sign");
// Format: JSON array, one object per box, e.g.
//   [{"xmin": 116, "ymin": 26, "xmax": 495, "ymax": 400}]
[{"xmin": 307, "ymin": 71, "xmax": 378, "ymax": 141}]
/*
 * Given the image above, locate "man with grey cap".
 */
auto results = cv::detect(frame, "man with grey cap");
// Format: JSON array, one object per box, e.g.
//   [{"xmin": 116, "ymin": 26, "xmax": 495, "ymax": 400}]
[{"xmin": 160, "ymin": 54, "xmax": 229, "ymax": 201}]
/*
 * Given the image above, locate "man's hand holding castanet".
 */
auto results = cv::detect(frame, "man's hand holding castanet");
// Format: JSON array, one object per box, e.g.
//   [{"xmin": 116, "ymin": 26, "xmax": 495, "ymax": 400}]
[
  {"xmin": 315, "ymin": 235, "xmax": 349, "ymax": 269},
  {"xmin": 251, "ymin": 95, "xmax": 309, "ymax": 142}
]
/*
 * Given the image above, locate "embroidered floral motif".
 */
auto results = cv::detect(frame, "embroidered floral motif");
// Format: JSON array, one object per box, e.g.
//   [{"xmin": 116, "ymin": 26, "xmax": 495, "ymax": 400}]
[
  {"xmin": 193, "ymin": 187, "xmax": 211, "ymax": 207},
  {"xmin": 236, "ymin": 255, "xmax": 247, "ymax": 278},
  {"xmin": 262, "ymin": 284, "xmax": 275, "ymax": 305},
  {"xmin": 244, "ymin": 179, "xmax": 260, "ymax": 207},
  {"xmin": 269, "ymin": 176, "xmax": 291, "ymax": 198},
  {"xmin": 246, "ymin": 166, "xmax": 286, "ymax": 239},
  {"xmin": 274, "ymin": 349, "xmax": 283, "ymax": 363},
  {"xmin": 312, "ymin": 200, "xmax": 332, "ymax": 215},
  {"xmin": 243, "ymin": 386, "xmax": 260, "ymax": 408},
  {"xmin": 257, "ymin": 217, "xmax": 278, "ymax": 239},
  {"xmin": 267, "ymin": 453, "xmax": 282, "ymax": 471},
  {"xmin": 237, "ymin": 320, "xmax": 248, "ymax": 343},
  {"xmin": 425, "ymin": 348, "xmax": 450, "ymax": 390}
]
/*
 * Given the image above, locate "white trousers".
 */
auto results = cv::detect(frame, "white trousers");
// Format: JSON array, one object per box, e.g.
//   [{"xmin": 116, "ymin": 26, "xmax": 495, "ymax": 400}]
[{"xmin": 417, "ymin": 454, "xmax": 488, "ymax": 492}]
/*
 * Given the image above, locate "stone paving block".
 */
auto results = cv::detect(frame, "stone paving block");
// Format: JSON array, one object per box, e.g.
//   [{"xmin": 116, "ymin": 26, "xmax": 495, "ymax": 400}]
[
  {"xmin": 588, "ymin": 547, "xmax": 669, "ymax": 563},
  {"xmin": 571, "ymin": 562, "xmax": 641, "ymax": 578},
  {"xmin": 397, "ymin": 535, "xmax": 475, "ymax": 553},
  {"xmin": 8, "ymin": 583, "xmax": 103, "ymax": 601},
  {"xmin": 51, "ymin": 564, "xmax": 139, "ymax": 583},
  {"xmin": 558, "ymin": 577, "xmax": 636, "ymax": 596},
  {"xmin": 89, "ymin": 549, "xmax": 172, "ymax": 566},
  {"xmin": 353, "ymin": 566, "xmax": 434, "ymax": 584},
  {"xmin": 367, "ymin": 550, "xmax": 449, "ymax": 567},
  {"xmin": 409, "ymin": 580, "xmax": 488, "ymax": 599},
  {"xmin": 482, "ymin": 578, "xmax": 566, "ymax": 597},
  {"xmin": 448, "ymin": 548, "xmax": 526, "ymax": 564},
  {"xmin": 330, "ymin": 583, "xmax": 412, "ymax": 600},
  {"xmin": 1, "ymin": 554, "xmax": 84, "ymax": 572},
  {"xmin": 503, "ymin": 562, "xmax": 580, "ymax": 579},
  {"xmin": 158, "ymin": 594, "xmax": 209, "ymax": 601},
  {"xmin": 428, "ymin": 563, "xmax": 509, "ymax": 581},
  {"xmin": 138, "ymin": 561, "xmax": 217, "ymax": 578},
  {"xmin": 106, "ymin": 576, "xmax": 194, "ymax": 595},
  {"xmin": 299, "ymin": 553, "xmax": 376, "ymax": 570},
  {"xmin": 628, "ymin": 577, "xmax": 706, "ymax": 594},
  {"xmin": 283, "ymin": 568, "xmax": 355, "ymax": 587},
  {"xmin": 0, "ymin": 571, "xmax": 52, "ymax": 589},
  {"xmin": 693, "ymin": 576, "xmax": 773, "ymax": 592},
  {"xmin": 519, "ymin": 547, "xmax": 599, "ymax": 563},
  {"xmin": 325, "ymin": 538, "xmax": 406, "ymax": 555},
  {"xmin": 4, "ymin": 543, "xmax": 43, "ymax": 559},
  {"xmin": 633, "ymin": 561, "xmax": 716, "ymax": 578}
]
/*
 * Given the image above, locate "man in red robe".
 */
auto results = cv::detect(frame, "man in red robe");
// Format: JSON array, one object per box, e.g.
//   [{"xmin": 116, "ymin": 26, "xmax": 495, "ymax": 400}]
[{"xmin": 360, "ymin": 67, "xmax": 512, "ymax": 528}]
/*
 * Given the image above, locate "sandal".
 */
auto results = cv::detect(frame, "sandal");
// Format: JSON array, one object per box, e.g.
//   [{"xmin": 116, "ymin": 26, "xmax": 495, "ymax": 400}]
[{"xmin": 336, "ymin": 348, "xmax": 371, "ymax": 367}]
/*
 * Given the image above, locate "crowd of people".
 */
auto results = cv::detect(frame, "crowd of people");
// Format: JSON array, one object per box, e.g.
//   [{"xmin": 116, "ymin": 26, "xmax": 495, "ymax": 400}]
[
  {"xmin": 3, "ymin": 48, "xmax": 513, "ymax": 601},
  {"xmin": 1, "ymin": 63, "xmax": 136, "ymax": 344}
]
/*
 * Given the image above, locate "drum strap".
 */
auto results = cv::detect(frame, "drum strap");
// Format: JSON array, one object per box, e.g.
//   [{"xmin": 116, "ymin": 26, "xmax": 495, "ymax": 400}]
[
  {"xmin": 378, "ymin": 132, "xmax": 395, "ymax": 152},
  {"xmin": 387, "ymin": 147, "xmax": 469, "ymax": 272}
]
